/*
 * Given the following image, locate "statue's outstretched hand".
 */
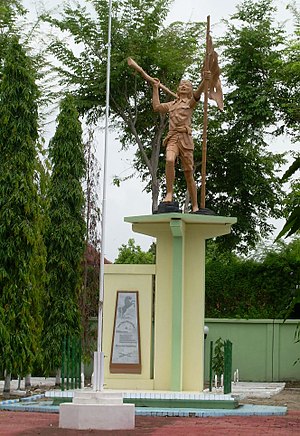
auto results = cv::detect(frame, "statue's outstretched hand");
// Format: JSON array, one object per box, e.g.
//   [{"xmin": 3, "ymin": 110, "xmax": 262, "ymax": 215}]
[{"xmin": 152, "ymin": 78, "xmax": 160, "ymax": 89}]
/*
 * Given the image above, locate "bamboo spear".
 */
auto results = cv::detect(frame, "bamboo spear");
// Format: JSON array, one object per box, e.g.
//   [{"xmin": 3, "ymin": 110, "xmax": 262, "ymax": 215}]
[
  {"xmin": 127, "ymin": 57, "xmax": 178, "ymax": 99},
  {"xmin": 200, "ymin": 16, "xmax": 211, "ymax": 210}
]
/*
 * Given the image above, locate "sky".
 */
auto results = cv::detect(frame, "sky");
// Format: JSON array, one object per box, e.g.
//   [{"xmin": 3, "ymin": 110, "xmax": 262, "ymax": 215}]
[{"xmin": 23, "ymin": 0, "xmax": 297, "ymax": 261}]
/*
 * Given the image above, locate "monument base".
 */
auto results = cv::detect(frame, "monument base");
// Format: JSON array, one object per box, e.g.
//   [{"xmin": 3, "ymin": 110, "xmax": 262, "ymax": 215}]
[
  {"xmin": 154, "ymin": 201, "xmax": 181, "ymax": 214},
  {"xmin": 59, "ymin": 391, "xmax": 135, "ymax": 430},
  {"xmin": 124, "ymin": 213, "xmax": 237, "ymax": 391},
  {"xmin": 193, "ymin": 208, "xmax": 216, "ymax": 215}
]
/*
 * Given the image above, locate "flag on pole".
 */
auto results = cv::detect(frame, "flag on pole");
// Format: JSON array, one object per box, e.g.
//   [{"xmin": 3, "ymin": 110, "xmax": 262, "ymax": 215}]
[
  {"xmin": 200, "ymin": 17, "xmax": 222, "ymax": 210},
  {"xmin": 202, "ymin": 35, "xmax": 223, "ymax": 111}
]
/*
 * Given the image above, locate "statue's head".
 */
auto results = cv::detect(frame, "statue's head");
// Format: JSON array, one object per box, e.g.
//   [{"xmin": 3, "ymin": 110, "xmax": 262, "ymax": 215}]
[{"xmin": 177, "ymin": 80, "xmax": 193, "ymax": 98}]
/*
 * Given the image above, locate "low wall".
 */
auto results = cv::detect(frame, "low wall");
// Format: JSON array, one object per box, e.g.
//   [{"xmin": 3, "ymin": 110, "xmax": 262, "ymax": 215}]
[
  {"xmin": 204, "ymin": 318, "xmax": 300, "ymax": 382},
  {"xmin": 87, "ymin": 315, "xmax": 300, "ymax": 382}
]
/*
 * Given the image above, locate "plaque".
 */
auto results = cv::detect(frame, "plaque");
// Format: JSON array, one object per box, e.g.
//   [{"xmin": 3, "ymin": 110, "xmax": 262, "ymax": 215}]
[{"xmin": 110, "ymin": 291, "xmax": 141, "ymax": 374}]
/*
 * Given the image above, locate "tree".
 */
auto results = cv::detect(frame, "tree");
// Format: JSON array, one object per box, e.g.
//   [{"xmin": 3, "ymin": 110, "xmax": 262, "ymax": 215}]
[
  {"xmin": 80, "ymin": 128, "xmax": 101, "ymax": 363},
  {"xmin": 277, "ymin": 2, "xmax": 300, "ymax": 139},
  {"xmin": 276, "ymin": 4, "xmax": 300, "ymax": 239},
  {"xmin": 277, "ymin": 157, "xmax": 300, "ymax": 239},
  {"xmin": 43, "ymin": 94, "xmax": 86, "ymax": 376},
  {"xmin": 43, "ymin": 0, "xmax": 205, "ymax": 212},
  {"xmin": 43, "ymin": 0, "xmax": 294, "ymax": 253},
  {"xmin": 189, "ymin": 0, "xmax": 286, "ymax": 252},
  {"xmin": 115, "ymin": 239, "xmax": 155, "ymax": 264},
  {"xmin": 0, "ymin": 1, "xmax": 25, "ymax": 67},
  {"xmin": 0, "ymin": 36, "xmax": 45, "ymax": 379},
  {"xmin": 212, "ymin": 338, "xmax": 224, "ymax": 384}
]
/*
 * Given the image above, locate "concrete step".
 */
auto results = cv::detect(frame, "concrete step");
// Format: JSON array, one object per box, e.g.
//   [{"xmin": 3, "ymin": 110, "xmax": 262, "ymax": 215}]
[
  {"xmin": 73, "ymin": 391, "xmax": 123, "ymax": 405},
  {"xmin": 73, "ymin": 397, "xmax": 123, "ymax": 405}
]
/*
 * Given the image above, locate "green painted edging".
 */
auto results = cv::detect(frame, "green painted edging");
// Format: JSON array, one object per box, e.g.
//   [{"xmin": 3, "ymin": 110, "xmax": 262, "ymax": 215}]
[
  {"xmin": 52, "ymin": 398, "xmax": 72, "ymax": 406},
  {"xmin": 123, "ymin": 398, "xmax": 239, "ymax": 410},
  {"xmin": 170, "ymin": 219, "xmax": 184, "ymax": 391}
]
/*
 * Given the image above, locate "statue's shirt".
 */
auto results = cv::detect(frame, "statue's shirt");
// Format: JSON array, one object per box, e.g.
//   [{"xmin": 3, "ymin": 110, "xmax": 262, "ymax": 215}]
[{"xmin": 155, "ymin": 96, "xmax": 198, "ymax": 150}]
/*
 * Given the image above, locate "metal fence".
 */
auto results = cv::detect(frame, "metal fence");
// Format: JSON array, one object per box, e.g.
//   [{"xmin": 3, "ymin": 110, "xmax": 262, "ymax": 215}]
[{"xmin": 61, "ymin": 336, "xmax": 82, "ymax": 391}]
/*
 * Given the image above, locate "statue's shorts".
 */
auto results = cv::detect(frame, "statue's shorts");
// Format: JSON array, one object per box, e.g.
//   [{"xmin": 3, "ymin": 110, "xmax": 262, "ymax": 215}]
[{"xmin": 165, "ymin": 134, "xmax": 194, "ymax": 172}]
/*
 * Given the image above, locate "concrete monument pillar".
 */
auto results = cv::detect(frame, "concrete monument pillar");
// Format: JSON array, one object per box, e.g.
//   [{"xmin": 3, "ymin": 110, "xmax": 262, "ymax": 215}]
[{"xmin": 125, "ymin": 213, "xmax": 237, "ymax": 391}]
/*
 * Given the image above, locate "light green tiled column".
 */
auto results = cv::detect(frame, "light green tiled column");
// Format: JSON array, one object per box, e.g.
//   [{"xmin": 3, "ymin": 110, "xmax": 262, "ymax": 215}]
[{"xmin": 170, "ymin": 219, "xmax": 185, "ymax": 390}]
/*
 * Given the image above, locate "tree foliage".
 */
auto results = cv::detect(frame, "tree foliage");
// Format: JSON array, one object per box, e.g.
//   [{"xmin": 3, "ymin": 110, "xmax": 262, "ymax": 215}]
[
  {"xmin": 277, "ymin": 164, "xmax": 300, "ymax": 239},
  {"xmin": 115, "ymin": 238, "xmax": 155, "ymax": 264},
  {"xmin": 205, "ymin": 238, "xmax": 300, "ymax": 319},
  {"xmin": 80, "ymin": 129, "xmax": 101, "ymax": 362},
  {"xmin": 212, "ymin": 338, "xmax": 224, "ymax": 380},
  {"xmin": 0, "ymin": 0, "xmax": 25, "ymax": 40},
  {"xmin": 42, "ymin": 0, "xmax": 297, "ymax": 253},
  {"xmin": 0, "ymin": 1, "xmax": 24, "ymax": 81},
  {"xmin": 276, "ymin": 5, "xmax": 300, "ymax": 240},
  {"xmin": 168, "ymin": 0, "xmax": 290, "ymax": 253},
  {"xmin": 43, "ymin": 0, "xmax": 205, "ymax": 212},
  {"xmin": 43, "ymin": 94, "xmax": 86, "ymax": 373},
  {"xmin": 189, "ymin": 0, "xmax": 286, "ymax": 252},
  {"xmin": 278, "ymin": 2, "xmax": 300, "ymax": 139},
  {"xmin": 0, "ymin": 36, "xmax": 45, "ymax": 376}
]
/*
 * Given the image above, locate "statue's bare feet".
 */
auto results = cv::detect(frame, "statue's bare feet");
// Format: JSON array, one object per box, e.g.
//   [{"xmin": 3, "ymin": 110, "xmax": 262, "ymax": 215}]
[{"xmin": 163, "ymin": 194, "xmax": 173, "ymax": 203}]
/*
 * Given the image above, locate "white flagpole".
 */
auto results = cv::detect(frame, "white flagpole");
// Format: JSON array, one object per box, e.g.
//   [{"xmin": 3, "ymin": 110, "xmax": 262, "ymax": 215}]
[{"xmin": 94, "ymin": 0, "xmax": 113, "ymax": 392}]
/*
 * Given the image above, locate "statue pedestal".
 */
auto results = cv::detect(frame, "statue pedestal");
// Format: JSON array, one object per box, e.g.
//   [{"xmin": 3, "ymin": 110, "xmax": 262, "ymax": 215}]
[
  {"xmin": 125, "ymin": 213, "xmax": 237, "ymax": 391},
  {"xmin": 59, "ymin": 391, "xmax": 135, "ymax": 430}
]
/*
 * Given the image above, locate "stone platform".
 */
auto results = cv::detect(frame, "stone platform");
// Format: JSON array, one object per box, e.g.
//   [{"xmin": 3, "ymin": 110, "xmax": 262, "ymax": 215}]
[{"xmin": 59, "ymin": 390, "xmax": 135, "ymax": 430}]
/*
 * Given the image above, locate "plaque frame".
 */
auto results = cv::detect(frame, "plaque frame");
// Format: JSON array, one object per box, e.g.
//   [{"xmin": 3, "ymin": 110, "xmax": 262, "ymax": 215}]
[{"xmin": 110, "ymin": 290, "xmax": 141, "ymax": 374}]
